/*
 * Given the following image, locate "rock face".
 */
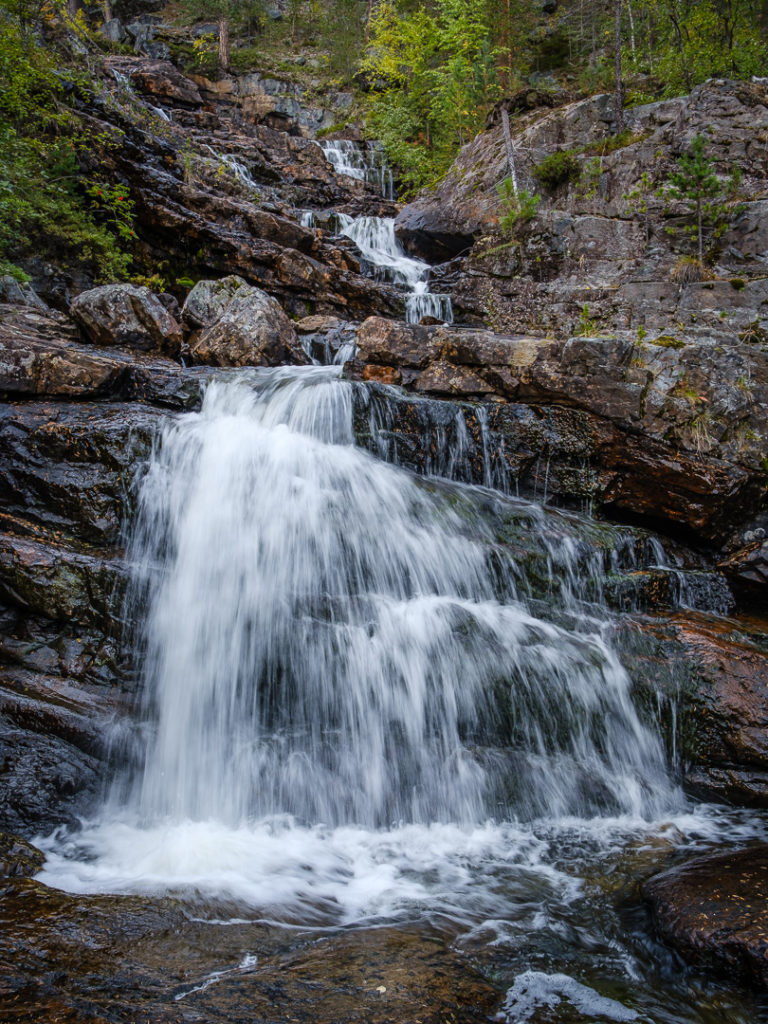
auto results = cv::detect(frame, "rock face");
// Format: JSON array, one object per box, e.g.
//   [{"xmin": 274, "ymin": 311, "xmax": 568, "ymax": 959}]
[
  {"xmin": 348, "ymin": 318, "xmax": 768, "ymax": 545},
  {"xmin": 0, "ymin": 299, "xmax": 208, "ymax": 833},
  {"xmin": 56, "ymin": 56, "xmax": 404, "ymax": 321},
  {"xmin": 397, "ymin": 80, "xmax": 768, "ymax": 344},
  {"xmin": 71, "ymin": 283, "xmax": 182, "ymax": 355},
  {"xmin": 617, "ymin": 612, "xmax": 768, "ymax": 807},
  {"xmin": 183, "ymin": 275, "xmax": 309, "ymax": 367},
  {"xmin": 643, "ymin": 846, "xmax": 768, "ymax": 987}
]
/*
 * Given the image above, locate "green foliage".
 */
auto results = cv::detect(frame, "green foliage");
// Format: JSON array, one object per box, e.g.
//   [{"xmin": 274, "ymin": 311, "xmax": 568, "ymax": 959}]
[
  {"xmin": 577, "ymin": 303, "xmax": 600, "ymax": 337},
  {"xmin": 496, "ymin": 178, "xmax": 540, "ymax": 234},
  {"xmin": 362, "ymin": 0, "xmax": 506, "ymax": 191},
  {"xmin": 665, "ymin": 135, "xmax": 741, "ymax": 260},
  {"xmin": 177, "ymin": 0, "xmax": 267, "ymax": 34},
  {"xmin": 0, "ymin": 0, "xmax": 135, "ymax": 281},
  {"xmin": 533, "ymin": 150, "xmax": 581, "ymax": 190}
]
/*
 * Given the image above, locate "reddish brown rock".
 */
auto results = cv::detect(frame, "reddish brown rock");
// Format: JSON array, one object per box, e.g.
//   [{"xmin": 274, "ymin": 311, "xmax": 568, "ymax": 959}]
[
  {"xmin": 0, "ymin": 305, "xmax": 128, "ymax": 398},
  {"xmin": 362, "ymin": 364, "xmax": 401, "ymax": 385},
  {"xmin": 643, "ymin": 846, "xmax": 768, "ymax": 987},
  {"xmin": 356, "ymin": 317, "xmax": 440, "ymax": 370}
]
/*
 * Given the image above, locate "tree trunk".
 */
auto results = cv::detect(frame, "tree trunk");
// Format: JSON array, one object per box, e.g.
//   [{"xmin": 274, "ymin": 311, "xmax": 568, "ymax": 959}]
[
  {"xmin": 102, "ymin": 1, "xmax": 112, "ymax": 20},
  {"xmin": 500, "ymin": 106, "xmax": 518, "ymax": 196},
  {"xmin": 218, "ymin": 17, "xmax": 230, "ymax": 71},
  {"xmin": 67, "ymin": 0, "xmax": 78, "ymax": 17},
  {"xmin": 698, "ymin": 197, "xmax": 703, "ymax": 262},
  {"xmin": 614, "ymin": 0, "xmax": 624, "ymax": 134}
]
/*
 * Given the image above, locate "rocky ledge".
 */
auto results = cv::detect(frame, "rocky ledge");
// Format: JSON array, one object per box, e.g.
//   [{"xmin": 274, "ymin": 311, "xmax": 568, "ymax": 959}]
[
  {"xmin": 643, "ymin": 846, "xmax": 768, "ymax": 987},
  {"xmin": 346, "ymin": 315, "xmax": 768, "ymax": 562}
]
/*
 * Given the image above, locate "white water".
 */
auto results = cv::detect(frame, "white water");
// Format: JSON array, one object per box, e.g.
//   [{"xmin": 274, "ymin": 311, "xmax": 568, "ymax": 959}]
[
  {"xmin": 37, "ymin": 366, "xmax": 712, "ymax": 912},
  {"xmin": 36, "ymin": 367, "xmax": 768, "ymax": 1024},
  {"xmin": 203, "ymin": 144, "xmax": 258, "ymax": 189},
  {"xmin": 320, "ymin": 138, "xmax": 394, "ymax": 200},
  {"xmin": 337, "ymin": 214, "xmax": 453, "ymax": 324}
]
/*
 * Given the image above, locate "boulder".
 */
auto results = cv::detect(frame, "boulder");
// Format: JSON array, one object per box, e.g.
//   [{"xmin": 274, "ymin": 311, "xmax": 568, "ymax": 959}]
[
  {"xmin": 71, "ymin": 284, "xmax": 182, "ymax": 356},
  {"xmin": 99, "ymin": 17, "xmax": 126, "ymax": 43},
  {"xmin": 0, "ymin": 832, "xmax": 44, "ymax": 877},
  {"xmin": 105, "ymin": 56, "xmax": 203, "ymax": 108},
  {"xmin": 0, "ymin": 276, "xmax": 47, "ymax": 311},
  {"xmin": 182, "ymin": 276, "xmax": 308, "ymax": 367},
  {"xmin": 643, "ymin": 846, "xmax": 768, "ymax": 987}
]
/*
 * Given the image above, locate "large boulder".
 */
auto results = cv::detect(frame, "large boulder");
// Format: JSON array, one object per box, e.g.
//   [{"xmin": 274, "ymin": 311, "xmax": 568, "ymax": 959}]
[
  {"xmin": 643, "ymin": 846, "xmax": 768, "ymax": 987},
  {"xmin": 71, "ymin": 284, "xmax": 182, "ymax": 356},
  {"xmin": 182, "ymin": 275, "xmax": 309, "ymax": 367}
]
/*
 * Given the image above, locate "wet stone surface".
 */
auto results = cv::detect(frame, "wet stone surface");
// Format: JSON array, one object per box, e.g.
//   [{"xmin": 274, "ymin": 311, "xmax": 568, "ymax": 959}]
[
  {"xmin": 0, "ymin": 880, "xmax": 499, "ymax": 1023},
  {"xmin": 643, "ymin": 845, "xmax": 768, "ymax": 988}
]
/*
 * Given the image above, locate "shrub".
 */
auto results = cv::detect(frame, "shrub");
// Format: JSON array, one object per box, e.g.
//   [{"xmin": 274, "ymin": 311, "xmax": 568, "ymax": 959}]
[
  {"xmin": 496, "ymin": 179, "xmax": 540, "ymax": 234},
  {"xmin": 671, "ymin": 256, "xmax": 712, "ymax": 284},
  {"xmin": 533, "ymin": 150, "xmax": 581, "ymax": 190}
]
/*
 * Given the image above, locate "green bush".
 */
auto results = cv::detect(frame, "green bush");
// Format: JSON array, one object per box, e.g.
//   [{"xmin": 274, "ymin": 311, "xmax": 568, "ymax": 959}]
[
  {"xmin": 496, "ymin": 179, "xmax": 540, "ymax": 234},
  {"xmin": 533, "ymin": 150, "xmax": 581, "ymax": 190}
]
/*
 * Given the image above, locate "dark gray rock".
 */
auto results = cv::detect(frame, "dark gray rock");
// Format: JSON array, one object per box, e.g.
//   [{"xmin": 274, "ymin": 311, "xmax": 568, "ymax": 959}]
[
  {"xmin": 71, "ymin": 284, "xmax": 182, "ymax": 356},
  {"xmin": 183, "ymin": 276, "xmax": 309, "ymax": 367}
]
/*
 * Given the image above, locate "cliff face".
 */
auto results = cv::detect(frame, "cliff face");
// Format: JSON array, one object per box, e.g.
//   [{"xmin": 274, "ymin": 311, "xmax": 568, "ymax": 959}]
[{"xmin": 397, "ymin": 80, "xmax": 768, "ymax": 341}]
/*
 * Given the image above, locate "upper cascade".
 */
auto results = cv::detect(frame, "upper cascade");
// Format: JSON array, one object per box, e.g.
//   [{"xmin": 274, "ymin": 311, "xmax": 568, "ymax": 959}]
[{"xmin": 319, "ymin": 139, "xmax": 395, "ymax": 200}]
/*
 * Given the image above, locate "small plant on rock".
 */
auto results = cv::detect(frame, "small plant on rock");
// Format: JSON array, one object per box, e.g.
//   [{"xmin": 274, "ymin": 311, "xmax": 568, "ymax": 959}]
[
  {"xmin": 665, "ymin": 135, "xmax": 742, "ymax": 261},
  {"xmin": 671, "ymin": 255, "xmax": 712, "ymax": 285},
  {"xmin": 496, "ymin": 177, "xmax": 541, "ymax": 234},
  {"xmin": 533, "ymin": 150, "xmax": 581, "ymax": 190}
]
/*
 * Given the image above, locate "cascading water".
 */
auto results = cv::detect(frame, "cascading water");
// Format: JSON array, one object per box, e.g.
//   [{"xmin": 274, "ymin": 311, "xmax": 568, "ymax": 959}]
[
  {"xmin": 37, "ymin": 367, "xmax": 767, "ymax": 1021},
  {"xmin": 319, "ymin": 138, "xmax": 394, "ymax": 200},
  {"xmin": 337, "ymin": 214, "xmax": 453, "ymax": 324}
]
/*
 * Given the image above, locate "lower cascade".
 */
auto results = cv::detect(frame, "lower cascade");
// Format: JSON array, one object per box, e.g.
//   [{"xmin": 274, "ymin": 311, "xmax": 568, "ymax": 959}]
[{"xmin": 37, "ymin": 368, "xmax": 765, "ymax": 1018}]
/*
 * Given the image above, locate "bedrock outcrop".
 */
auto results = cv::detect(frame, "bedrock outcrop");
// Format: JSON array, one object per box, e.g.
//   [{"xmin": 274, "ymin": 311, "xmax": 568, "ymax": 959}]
[
  {"xmin": 347, "ymin": 317, "xmax": 768, "ymax": 547},
  {"xmin": 396, "ymin": 80, "xmax": 768, "ymax": 342}
]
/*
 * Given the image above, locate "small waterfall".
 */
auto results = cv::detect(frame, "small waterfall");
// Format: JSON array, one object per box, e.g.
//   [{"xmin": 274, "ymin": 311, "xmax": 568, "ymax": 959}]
[
  {"xmin": 337, "ymin": 214, "xmax": 453, "ymax": 324},
  {"xmin": 203, "ymin": 145, "xmax": 258, "ymax": 189},
  {"xmin": 320, "ymin": 139, "xmax": 394, "ymax": 200}
]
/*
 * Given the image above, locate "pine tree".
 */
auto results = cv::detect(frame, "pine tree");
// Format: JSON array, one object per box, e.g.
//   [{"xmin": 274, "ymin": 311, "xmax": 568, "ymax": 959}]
[{"xmin": 666, "ymin": 134, "xmax": 722, "ymax": 261}]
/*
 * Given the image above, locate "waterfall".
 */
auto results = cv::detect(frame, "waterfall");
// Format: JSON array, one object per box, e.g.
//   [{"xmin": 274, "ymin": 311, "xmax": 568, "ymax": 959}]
[
  {"xmin": 319, "ymin": 139, "xmax": 394, "ymax": 200},
  {"xmin": 337, "ymin": 214, "xmax": 453, "ymax": 324},
  {"xmin": 124, "ymin": 367, "xmax": 670, "ymax": 828}
]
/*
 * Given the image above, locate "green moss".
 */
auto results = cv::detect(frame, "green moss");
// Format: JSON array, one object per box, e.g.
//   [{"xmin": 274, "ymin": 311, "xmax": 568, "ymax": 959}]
[
  {"xmin": 650, "ymin": 335, "xmax": 686, "ymax": 349},
  {"xmin": 730, "ymin": 277, "xmax": 747, "ymax": 291}
]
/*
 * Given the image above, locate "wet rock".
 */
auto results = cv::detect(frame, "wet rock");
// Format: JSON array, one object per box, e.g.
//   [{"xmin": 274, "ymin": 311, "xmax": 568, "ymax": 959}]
[
  {"xmin": 71, "ymin": 284, "xmax": 183, "ymax": 357},
  {"xmin": 0, "ymin": 833, "xmax": 44, "ymax": 877},
  {"xmin": 643, "ymin": 846, "xmax": 768, "ymax": 987},
  {"xmin": 0, "ymin": 531, "xmax": 126, "ymax": 632},
  {"xmin": 0, "ymin": 401, "xmax": 162, "ymax": 545},
  {"xmin": 183, "ymin": 275, "xmax": 308, "ymax": 367},
  {"xmin": 0, "ymin": 305, "xmax": 129, "ymax": 398},
  {"xmin": 0, "ymin": 885, "xmax": 500, "ymax": 1024},
  {"xmin": 622, "ymin": 612, "xmax": 768, "ymax": 807},
  {"xmin": 106, "ymin": 55, "xmax": 203, "ymax": 108},
  {"xmin": 719, "ymin": 540, "xmax": 768, "ymax": 598},
  {"xmin": 350, "ymin": 322, "xmax": 766, "ymax": 542}
]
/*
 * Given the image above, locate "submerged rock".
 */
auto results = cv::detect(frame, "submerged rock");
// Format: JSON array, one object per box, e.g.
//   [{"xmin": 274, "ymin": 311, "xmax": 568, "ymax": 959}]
[
  {"xmin": 71, "ymin": 283, "xmax": 183, "ymax": 356},
  {"xmin": 643, "ymin": 846, "xmax": 768, "ymax": 987},
  {"xmin": 182, "ymin": 275, "xmax": 309, "ymax": 367}
]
